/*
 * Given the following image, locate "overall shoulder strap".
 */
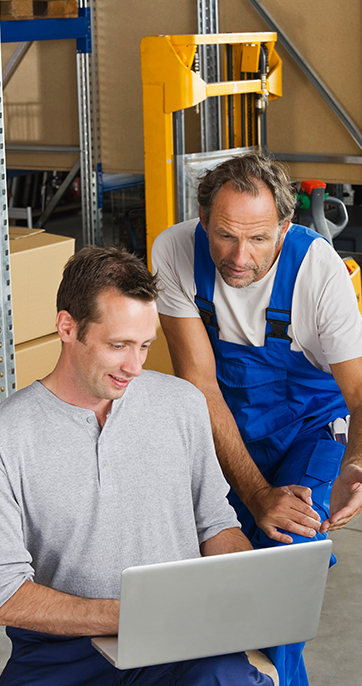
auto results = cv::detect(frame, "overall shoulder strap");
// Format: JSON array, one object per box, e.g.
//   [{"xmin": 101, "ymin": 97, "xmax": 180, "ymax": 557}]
[
  {"xmin": 194, "ymin": 222, "xmax": 220, "ymax": 332},
  {"xmin": 265, "ymin": 225, "xmax": 324, "ymax": 343}
]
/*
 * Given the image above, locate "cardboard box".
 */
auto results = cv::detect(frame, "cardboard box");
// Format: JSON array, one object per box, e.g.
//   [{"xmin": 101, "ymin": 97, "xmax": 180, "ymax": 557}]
[
  {"xmin": 143, "ymin": 317, "xmax": 173, "ymax": 375},
  {"xmin": 9, "ymin": 227, "xmax": 75, "ymax": 345},
  {"xmin": 15, "ymin": 332, "xmax": 61, "ymax": 390},
  {"xmin": 15, "ymin": 322, "xmax": 173, "ymax": 391}
]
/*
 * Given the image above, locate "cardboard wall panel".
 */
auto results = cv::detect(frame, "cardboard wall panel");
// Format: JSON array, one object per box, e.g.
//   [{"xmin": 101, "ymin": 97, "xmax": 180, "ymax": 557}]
[
  {"xmin": 96, "ymin": 0, "xmax": 197, "ymax": 174},
  {"xmin": 219, "ymin": 0, "xmax": 362, "ymax": 183},
  {"xmin": 3, "ymin": 39, "xmax": 79, "ymax": 171}
]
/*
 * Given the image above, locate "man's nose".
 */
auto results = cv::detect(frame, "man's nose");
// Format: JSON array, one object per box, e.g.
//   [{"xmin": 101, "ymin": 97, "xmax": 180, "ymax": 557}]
[
  {"xmin": 231, "ymin": 241, "xmax": 251, "ymax": 264},
  {"xmin": 121, "ymin": 349, "xmax": 144, "ymax": 377}
]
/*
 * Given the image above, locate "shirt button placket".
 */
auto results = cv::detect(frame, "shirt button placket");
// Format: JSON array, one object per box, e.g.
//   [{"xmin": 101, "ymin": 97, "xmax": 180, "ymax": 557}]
[{"xmin": 98, "ymin": 430, "xmax": 112, "ymax": 490}]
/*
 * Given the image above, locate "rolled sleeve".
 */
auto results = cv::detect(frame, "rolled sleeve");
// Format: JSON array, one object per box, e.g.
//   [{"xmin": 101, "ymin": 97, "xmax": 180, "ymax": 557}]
[
  {"xmin": 152, "ymin": 221, "xmax": 201, "ymax": 319},
  {"xmin": 0, "ymin": 460, "xmax": 34, "ymax": 607}
]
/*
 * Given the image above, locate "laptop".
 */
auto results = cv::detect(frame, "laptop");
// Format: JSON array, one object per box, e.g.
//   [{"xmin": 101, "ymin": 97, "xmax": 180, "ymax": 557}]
[{"xmin": 92, "ymin": 539, "xmax": 332, "ymax": 670}]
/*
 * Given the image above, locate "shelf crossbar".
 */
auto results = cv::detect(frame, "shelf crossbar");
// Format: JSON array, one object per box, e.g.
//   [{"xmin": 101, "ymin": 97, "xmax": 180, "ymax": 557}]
[{"xmin": 0, "ymin": 14, "xmax": 91, "ymax": 50}]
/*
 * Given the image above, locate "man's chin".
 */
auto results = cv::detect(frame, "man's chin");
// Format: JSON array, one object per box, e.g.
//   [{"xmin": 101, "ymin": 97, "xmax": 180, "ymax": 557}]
[{"xmin": 219, "ymin": 268, "xmax": 256, "ymax": 289}]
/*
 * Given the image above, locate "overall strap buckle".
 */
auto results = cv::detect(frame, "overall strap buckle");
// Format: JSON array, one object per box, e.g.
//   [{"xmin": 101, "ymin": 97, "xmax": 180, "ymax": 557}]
[
  {"xmin": 195, "ymin": 296, "xmax": 220, "ymax": 332},
  {"xmin": 265, "ymin": 308, "xmax": 292, "ymax": 342}
]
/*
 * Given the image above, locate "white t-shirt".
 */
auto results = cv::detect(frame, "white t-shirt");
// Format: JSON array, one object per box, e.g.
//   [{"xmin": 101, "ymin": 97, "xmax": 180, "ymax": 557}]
[{"xmin": 152, "ymin": 218, "xmax": 362, "ymax": 373}]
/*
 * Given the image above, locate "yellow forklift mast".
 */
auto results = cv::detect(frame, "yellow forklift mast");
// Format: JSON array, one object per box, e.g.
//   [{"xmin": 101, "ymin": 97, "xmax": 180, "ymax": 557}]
[{"xmin": 140, "ymin": 33, "xmax": 282, "ymax": 267}]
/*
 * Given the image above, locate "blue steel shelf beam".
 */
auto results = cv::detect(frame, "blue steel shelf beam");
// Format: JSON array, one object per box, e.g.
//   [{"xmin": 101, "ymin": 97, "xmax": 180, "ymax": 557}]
[{"xmin": 0, "ymin": 12, "xmax": 91, "ymax": 50}]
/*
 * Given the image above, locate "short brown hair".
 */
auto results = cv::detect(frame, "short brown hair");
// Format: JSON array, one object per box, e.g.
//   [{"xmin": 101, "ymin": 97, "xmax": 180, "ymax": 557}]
[
  {"xmin": 197, "ymin": 153, "xmax": 296, "ymax": 226},
  {"xmin": 57, "ymin": 246, "xmax": 159, "ymax": 341}
]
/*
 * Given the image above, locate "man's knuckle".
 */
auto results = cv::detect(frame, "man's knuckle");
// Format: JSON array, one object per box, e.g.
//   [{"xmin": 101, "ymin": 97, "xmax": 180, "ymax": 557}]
[
  {"xmin": 300, "ymin": 514, "xmax": 311, "ymax": 526},
  {"xmin": 276, "ymin": 495, "xmax": 290, "ymax": 509}
]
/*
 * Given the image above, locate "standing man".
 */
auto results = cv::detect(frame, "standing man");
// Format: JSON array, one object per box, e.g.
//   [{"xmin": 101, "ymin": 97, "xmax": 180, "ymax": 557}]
[
  {"xmin": 152, "ymin": 153, "xmax": 362, "ymax": 685},
  {"xmin": 0, "ymin": 247, "xmax": 273, "ymax": 686}
]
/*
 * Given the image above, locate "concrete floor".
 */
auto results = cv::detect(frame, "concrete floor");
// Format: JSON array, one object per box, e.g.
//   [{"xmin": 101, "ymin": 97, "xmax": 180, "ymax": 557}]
[
  {"xmin": 303, "ymin": 512, "xmax": 362, "ymax": 685},
  {"xmin": 1, "ymin": 515, "xmax": 362, "ymax": 681}
]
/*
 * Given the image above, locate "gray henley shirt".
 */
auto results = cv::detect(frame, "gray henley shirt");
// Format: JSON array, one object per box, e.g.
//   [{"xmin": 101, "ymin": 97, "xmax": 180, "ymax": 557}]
[{"xmin": 0, "ymin": 371, "xmax": 239, "ymax": 606}]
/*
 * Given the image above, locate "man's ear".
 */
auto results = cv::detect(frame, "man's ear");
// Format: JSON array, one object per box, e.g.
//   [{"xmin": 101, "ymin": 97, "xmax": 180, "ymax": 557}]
[
  {"xmin": 198, "ymin": 206, "xmax": 207, "ymax": 232},
  {"xmin": 280, "ymin": 220, "xmax": 291, "ymax": 241},
  {"xmin": 57, "ymin": 310, "xmax": 77, "ymax": 343}
]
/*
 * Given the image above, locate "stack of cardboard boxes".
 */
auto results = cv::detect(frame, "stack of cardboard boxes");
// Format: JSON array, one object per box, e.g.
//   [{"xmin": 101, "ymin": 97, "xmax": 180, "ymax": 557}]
[{"xmin": 10, "ymin": 227, "xmax": 75, "ymax": 390}]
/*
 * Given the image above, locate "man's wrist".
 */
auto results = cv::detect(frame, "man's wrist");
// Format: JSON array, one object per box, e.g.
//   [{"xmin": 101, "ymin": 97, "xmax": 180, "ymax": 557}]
[{"xmin": 240, "ymin": 483, "xmax": 273, "ymax": 517}]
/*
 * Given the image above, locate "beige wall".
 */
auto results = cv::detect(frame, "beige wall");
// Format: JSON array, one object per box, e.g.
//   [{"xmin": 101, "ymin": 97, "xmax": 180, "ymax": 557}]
[
  {"xmin": 219, "ymin": 0, "xmax": 362, "ymax": 183},
  {"xmin": 3, "ymin": 39, "xmax": 79, "ymax": 171},
  {"xmin": 3, "ymin": 0, "xmax": 362, "ymax": 182},
  {"xmin": 97, "ymin": 0, "xmax": 197, "ymax": 174}
]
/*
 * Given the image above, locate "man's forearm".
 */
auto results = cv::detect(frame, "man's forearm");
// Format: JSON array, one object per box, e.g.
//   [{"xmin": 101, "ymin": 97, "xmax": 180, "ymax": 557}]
[
  {"xmin": 0, "ymin": 581, "xmax": 119, "ymax": 636},
  {"xmin": 207, "ymin": 389, "xmax": 321, "ymax": 538},
  {"xmin": 159, "ymin": 314, "xmax": 266, "ymax": 507},
  {"xmin": 340, "ymin": 406, "xmax": 362, "ymax": 470},
  {"xmin": 320, "ymin": 405, "xmax": 362, "ymax": 532},
  {"xmin": 160, "ymin": 314, "xmax": 320, "ymax": 543},
  {"xmin": 200, "ymin": 527, "xmax": 253, "ymax": 556},
  {"xmin": 206, "ymin": 387, "xmax": 269, "ymax": 508},
  {"xmin": 320, "ymin": 359, "xmax": 362, "ymax": 530}
]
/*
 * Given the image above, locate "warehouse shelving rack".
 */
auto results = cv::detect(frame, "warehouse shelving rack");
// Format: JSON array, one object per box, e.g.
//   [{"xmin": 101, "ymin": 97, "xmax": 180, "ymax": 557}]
[{"xmin": 0, "ymin": 0, "xmax": 102, "ymax": 401}]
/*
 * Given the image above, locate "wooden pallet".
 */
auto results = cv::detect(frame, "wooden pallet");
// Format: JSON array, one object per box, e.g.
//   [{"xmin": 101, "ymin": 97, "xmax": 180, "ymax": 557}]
[{"xmin": 0, "ymin": 0, "xmax": 78, "ymax": 20}]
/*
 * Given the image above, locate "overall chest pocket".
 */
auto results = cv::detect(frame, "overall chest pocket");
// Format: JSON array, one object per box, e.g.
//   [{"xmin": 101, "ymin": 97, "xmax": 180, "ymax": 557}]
[{"xmin": 216, "ymin": 357, "xmax": 292, "ymax": 442}]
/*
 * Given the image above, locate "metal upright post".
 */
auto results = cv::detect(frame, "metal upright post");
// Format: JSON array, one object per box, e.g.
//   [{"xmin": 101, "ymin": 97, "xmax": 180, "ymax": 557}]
[
  {"xmin": 173, "ymin": 109, "xmax": 186, "ymax": 222},
  {"xmin": 0, "ymin": 31, "xmax": 16, "ymax": 402},
  {"xmin": 197, "ymin": 0, "xmax": 222, "ymax": 152},
  {"xmin": 76, "ymin": 0, "xmax": 103, "ymax": 246}
]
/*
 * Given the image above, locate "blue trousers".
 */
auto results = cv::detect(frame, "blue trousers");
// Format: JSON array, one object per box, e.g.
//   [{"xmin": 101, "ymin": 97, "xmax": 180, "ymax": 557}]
[{"xmin": 0, "ymin": 628, "xmax": 274, "ymax": 686}]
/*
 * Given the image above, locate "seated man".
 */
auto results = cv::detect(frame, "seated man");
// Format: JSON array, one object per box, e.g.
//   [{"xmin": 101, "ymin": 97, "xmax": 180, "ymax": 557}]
[{"xmin": 0, "ymin": 247, "xmax": 273, "ymax": 686}]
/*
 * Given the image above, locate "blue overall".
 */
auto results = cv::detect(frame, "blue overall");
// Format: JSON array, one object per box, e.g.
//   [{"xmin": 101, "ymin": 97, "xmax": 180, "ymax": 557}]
[{"xmin": 194, "ymin": 222, "xmax": 348, "ymax": 686}]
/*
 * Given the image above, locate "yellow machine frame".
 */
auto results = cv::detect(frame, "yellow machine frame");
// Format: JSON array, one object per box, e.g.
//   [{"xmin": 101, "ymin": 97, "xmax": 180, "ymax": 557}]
[
  {"xmin": 140, "ymin": 33, "xmax": 282, "ymax": 266},
  {"xmin": 344, "ymin": 257, "xmax": 362, "ymax": 315}
]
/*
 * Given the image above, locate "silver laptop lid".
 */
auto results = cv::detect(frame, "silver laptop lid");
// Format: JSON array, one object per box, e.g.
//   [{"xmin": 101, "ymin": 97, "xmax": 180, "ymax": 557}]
[{"xmin": 92, "ymin": 539, "xmax": 332, "ymax": 670}]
